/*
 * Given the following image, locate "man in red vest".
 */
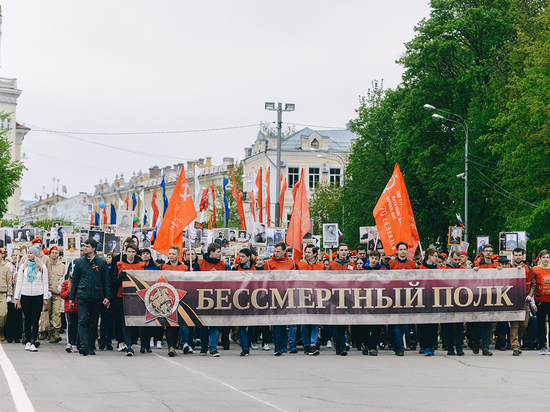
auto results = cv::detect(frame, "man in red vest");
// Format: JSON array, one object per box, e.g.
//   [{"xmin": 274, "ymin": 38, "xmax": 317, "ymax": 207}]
[
  {"xmin": 264, "ymin": 242, "xmax": 296, "ymax": 356},
  {"xmin": 533, "ymin": 249, "xmax": 550, "ymax": 354}
]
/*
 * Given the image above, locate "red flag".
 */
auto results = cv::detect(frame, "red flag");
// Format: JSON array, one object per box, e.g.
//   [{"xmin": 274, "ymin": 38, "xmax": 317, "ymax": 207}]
[
  {"xmin": 280, "ymin": 173, "xmax": 287, "ymax": 226},
  {"xmin": 90, "ymin": 213, "xmax": 94, "ymax": 225},
  {"xmin": 231, "ymin": 169, "xmax": 238, "ymax": 201},
  {"xmin": 256, "ymin": 167, "xmax": 263, "ymax": 223},
  {"xmin": 124, "ymin": 195, "xmax": 129, "ymax": 211},
  {"xmin": 248, "ymin": 190, "xmax": 256, "ymax": 222},
  {"xmin": 103, "ymin": 207, "xmax": 108, "ymax": 225},
  {"xmin": 286, "ymin": 170, "xmax": 310, "ymax": 262},
  {"xmin": 373, "ymin": 163, "xmax": 420, "ymax": 260},
  {"xmin": 153, "ymin": 166, "xmax": 197, "ymax": 258},
  {"xmin": 199, "ymin": 187, "xmax": 209, "ymax": 212},
  {"xmin": 292, "ymin": 179, "xmax": 299, "ymax": 201},
  {"xmin": 265, "ymin": 167, "xmax": 270, "ymax": 225},
  {"xmin": 208, "ymin": 213, "xmax": 213, "ymax": 230},
  {"xmin": 151, "ymin": 188, "xmax": 159, "ymax": 226},
  {"xmin": 211, "ymin": 181, "xmax": 216, "ymax": 228},
  {"xmin": 238, "ymin": 191, "xmax": 247, "ymax": 230}
]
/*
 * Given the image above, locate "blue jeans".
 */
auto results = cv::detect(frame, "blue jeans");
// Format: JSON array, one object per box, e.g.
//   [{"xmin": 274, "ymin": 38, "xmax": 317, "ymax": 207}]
[
  {"xmin": 200, "ymin": 326, "xmax": 220, "ymax": 353},
  {"xmin": 77, "ymin": 299, "xmax": 102, "ymax": 351},
  {"xmin": 334, "ymin": 325, "xmax": 347, "ymax": 350},
  {"xmin": 273, "ymin": 325, "xmax": 297, "ymax": 351},
  {"xmin": 301, "ymin": 325, "xmax": 319, "ymax": 347},
  {"xmin": 100, "ymin": 312, "xmax": 115, "ymax": 345},
  {"xmin": 393, "ymin": 324, "xmax": 406, "ymax": 352},
  {"xmin": 239, "ymin": 326, "xmax": 256, "ymax": 349},
  {"xmin": 179, "ymin": 326, "xmax": 195, "ymax": 346}
]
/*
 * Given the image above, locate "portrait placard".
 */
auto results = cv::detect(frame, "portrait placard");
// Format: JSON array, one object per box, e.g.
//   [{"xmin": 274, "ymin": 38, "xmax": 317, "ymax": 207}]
[
  {"xmin": 323, "ymin": 224, "xmax": 338, "ymax": 249},
  {"xmin": 448, "ymin": 226, "xmax": 462, "ymax": 246},
  {"xmin": 116, "ymin": 211, "xmax": 134, "ymax": 237},
  {"xmin": 252, "ymin": 222, "xmax": 267, "ymax": 247},
  {"xmin": 64, "ymin": 234, "xmax": 80, "ymax": 259},
  {"xmin": 477, "ymin": 236, "xmax": 489, "ymax": 254}
]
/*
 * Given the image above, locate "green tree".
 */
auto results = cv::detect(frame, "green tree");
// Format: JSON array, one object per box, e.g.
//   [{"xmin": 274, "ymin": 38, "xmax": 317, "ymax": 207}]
[
  {"xmin": 309, "ymin": 182, "xmax": 343, "ymax": 235},
  {"xmin": 0, "ymin": 113, "xmax": 25, "ymax": 218}
]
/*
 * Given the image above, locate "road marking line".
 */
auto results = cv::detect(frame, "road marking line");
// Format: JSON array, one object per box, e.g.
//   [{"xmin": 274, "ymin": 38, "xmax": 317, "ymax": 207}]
[
  {"xmin": 155, "ymin": 353, "xmax": 288, "ymax": 412},
  {"xmin": 0, "ymin": 343, "xmax": 36, "ymax": 412}
]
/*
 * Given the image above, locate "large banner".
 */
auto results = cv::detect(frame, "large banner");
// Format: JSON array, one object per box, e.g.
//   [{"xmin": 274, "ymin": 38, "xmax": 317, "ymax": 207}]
[{"xmin": 122, "ymin": 268, "xmax": 526, "ymax": 327}]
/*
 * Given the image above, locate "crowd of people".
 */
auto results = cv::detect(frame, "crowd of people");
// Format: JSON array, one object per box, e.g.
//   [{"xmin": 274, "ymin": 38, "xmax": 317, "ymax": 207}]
[{"xmin": 1, "ymin": 235, "xmax": 549, "ymax": 359}]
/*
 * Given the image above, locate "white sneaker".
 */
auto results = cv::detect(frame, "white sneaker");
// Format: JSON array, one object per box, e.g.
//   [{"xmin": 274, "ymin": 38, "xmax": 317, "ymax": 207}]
[
  {"xmin": 539, "ymin": 348, "xmax": 548, "ymax": 355},
  {"xmin": 72, "ymin": 345, "xmax": 78, "ymax": 352},
  {"xmin": 117, "ymin": 343, "xmax": 127, "ymax": 352},
  {"xmin": 326, "ymin": 340, "xmax": 332, "ymax": 349},
  {"xmin": 29, "ymin": 344, "xmax": 38, "ymax": 352},
  {"xmin": 262, "ymin": 343, "xmax": 270, "ymax": 351},
  {"xmin": 25, "ymin": 342, "xmax": 31, "ymax": 351},
  {"xmin": 188, "ymin": 347, "xmax": 193, "ymax": 354},
  {"xmin": 156, "ymin": 341, "xmax": 162, "ymax": 349},
  {"xmin": 251, "ymin": 343, "xmax": 258, "ymax": 350},
  {"xmin": 150, "ymin": 337, "xmax": 154, "ymax": 347}
]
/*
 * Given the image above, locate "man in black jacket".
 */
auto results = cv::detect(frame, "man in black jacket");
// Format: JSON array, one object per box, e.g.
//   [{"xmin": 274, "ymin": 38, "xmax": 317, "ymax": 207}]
[{"xmin": 69, "ymin": 239, "xmax": 111, "ymax": 356}]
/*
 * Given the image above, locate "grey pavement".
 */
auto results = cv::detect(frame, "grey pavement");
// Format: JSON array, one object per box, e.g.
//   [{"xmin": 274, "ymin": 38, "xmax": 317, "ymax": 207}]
[{"xmin": 1, "ymin": 340, "xmax": 550, "ymax": 412}]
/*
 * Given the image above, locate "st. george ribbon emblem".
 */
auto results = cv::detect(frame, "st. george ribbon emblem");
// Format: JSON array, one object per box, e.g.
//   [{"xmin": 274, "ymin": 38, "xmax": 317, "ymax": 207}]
[{"xmin": 136, "ymin": 274, "xmax": 187, "ymax": 323}]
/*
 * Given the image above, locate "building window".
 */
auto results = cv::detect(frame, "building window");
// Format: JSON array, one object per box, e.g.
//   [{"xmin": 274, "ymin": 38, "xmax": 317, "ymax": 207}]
[
  {"xmin": 309, "ymin": 167, "xmax": 320, "ymax": 189},
  {"xmin": 288, "ymin": 167, "xmax": 299, "ymax": 188},
  {"xmin": 330, "ymin": 168, "xmax": 341, "ymax": 186},
  {"xmin": 7, "ymin": 119, "xmax": 11, "ymax": 129},
  {"xmin": 311, "ymin": 138, "xmax": 319, "ymax": 149}
]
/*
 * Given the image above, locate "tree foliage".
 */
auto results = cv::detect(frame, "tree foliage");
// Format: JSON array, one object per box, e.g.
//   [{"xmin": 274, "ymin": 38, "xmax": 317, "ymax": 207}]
[
  {"xmin": 343, "ymin": 0, "xmax": 549, "ymax": 257},
  {"xmin": 309, "ymin": 182, "xmax": 343, "ymax": 235}
]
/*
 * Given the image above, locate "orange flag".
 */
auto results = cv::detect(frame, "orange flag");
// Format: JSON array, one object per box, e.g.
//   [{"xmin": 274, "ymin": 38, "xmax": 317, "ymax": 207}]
[
  {"xmin": 231, "ymin": 169, "xmax": 238, "ymax": 201},
  {"xmin": 124, "ymin": 195, "xmax": 129, "ymax": 211},
  {"xmin": 292, "ymin": 179, "xmax": 299, "ymax": 201},
  {"xmin": 211, "ymin": 181, "xmax": 216, "ymax": 228},
  {"xmin": 103, "ymin": 207, "xmax": 108, "ymax": 225},
  {"xmin": 208, "ymin": 213, "xmax": 213, "ymax": 230},
  {"xmin": 151, "ymin": 188, "xmax": 159, "ymax": 226},
  {"xmin": 248, "ymin": 190, "xmax": 256, "ymax": 222},
  {"xmin": 373, "ymin": 163, "xmax": 420, "ymax": 260},
  {"xmin": 280, "ymin": 173, "xmax": 287, "ymax": 226},
  {"xmin": 265, "ymin": 167, "xmax": 270, "ymax": 225},
  {"xmin": 256, "ymin": 168, "xmax": 263, "ymax": 223},
  {"xmin": 153, "ymin": 166, "xmax": 197, "ymax": 258},
  {"xmin": 286, "ymin": 169, "xmax": 310, "ymax": 262},
  {"xmin": 238, "ymin": 191, "xmax": 247, "ymax": 230}
]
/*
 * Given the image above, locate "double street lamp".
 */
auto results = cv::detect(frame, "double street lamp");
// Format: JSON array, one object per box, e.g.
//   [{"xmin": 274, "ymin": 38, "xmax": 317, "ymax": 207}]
[
  {"xmin": 424, "ymin": 104, "xmax": 469, "ymax": 243},
  {"xmin": 265, "ymin": 102, "xmax": 295, "ymax": 227}
]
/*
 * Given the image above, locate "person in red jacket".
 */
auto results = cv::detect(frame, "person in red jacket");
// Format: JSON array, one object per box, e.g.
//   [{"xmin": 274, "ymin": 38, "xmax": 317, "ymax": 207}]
[
  {"xmin": 472, "ymin": 243, "xmax": 501, "ymax": 356},
  {"xmin": 389, "ymin": 241, "xmax": 417, "ymax": 356},
  {"xmin": 329, "ymin": 243, "xmax": 355, "ymax": 356},
  {"xmin": 297, "ymin": 244, "xmax": 324, "ymax": 356},
  {"xmin": 444, "ymin": 250, "xmax": 466, "ymax": 356},
  {"xmin": 116, "ymin": 243, "xmax": 145, "ymax": 356},
  {"xmin": 160, "ymin": 245, "xmax": 187, "ymax": 357},
  {"xmin": 509, "ymin": 248, "xmax": 536, "ymax": 356},
  {"xmin": 264, "ymin": 242, "xmax": 296, "ymax": 356},
  {"xmin": 197, "ymin": 243, "xmax": 231, "ymax": 357},
  {"xmin": 534, "ymin": 249, "xmax": 550, "ymax": 354},
  {"xmin": 60, "ymin": 269, "xmax": 78, "ymax": 353}
]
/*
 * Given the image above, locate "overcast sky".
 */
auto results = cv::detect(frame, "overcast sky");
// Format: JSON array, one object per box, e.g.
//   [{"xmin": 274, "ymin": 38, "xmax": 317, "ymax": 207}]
[{"xmin": 1, "ymin": 0, "xmax": 431, "ymax": 201}]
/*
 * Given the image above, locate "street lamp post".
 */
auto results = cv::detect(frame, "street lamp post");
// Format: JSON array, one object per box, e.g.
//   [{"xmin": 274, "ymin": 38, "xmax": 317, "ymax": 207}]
[
  {"xmin": 424, "ymin": 104, "xmax": 469, "ymax": 242},
  {"xmin": 265, "ymin": 102, "xmax": 295, "ymax": 227},
  {"xmin": 317, "ymin": 153, "xmax": 346, "ymax": 240}
]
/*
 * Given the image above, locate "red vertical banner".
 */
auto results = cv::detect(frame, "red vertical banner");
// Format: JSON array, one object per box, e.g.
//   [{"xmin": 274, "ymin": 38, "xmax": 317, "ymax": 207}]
[
  {"xmin": 286, "ymin": 169, "xmax": 310, "ymax": 262},
  {"xmin": 248, "ymin": 190, "xmax": 256, "ymax": 222},
  {"xmin": 151, "ymin": 188, "xmax": 159, "ymax": 226},
  {"xmin": 256, "ymin": 168, "xmax": 263, "ymax": 223},
  {"xmin": 265, "ymin": 167, "xmax": 271, "ymax": 226},
  {"xmin": 211, "ymin": 181, "xmax": 216, "ymax": 228},
  {"xmin": 280, "ymin": 172, "xmax": 287, "ymax": 226},
  {"xmin": 238, "ymin": 191, "xmax": 247, "ymax": 230},
  {"xmin": 373, "ymin": 163, "xmax": 420, "ymax": 260}
]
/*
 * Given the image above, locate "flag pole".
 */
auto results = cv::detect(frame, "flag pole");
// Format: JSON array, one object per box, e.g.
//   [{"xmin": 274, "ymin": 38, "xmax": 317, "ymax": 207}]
[{"xmin": 188, "ymin": 224, "xmax": 193, "ymax": 271}]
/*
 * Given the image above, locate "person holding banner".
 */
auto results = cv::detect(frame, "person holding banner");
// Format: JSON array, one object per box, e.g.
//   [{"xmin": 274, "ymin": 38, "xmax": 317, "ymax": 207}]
[
  {"xmin": 417, "ymin": 248, "xmax": 439, "ymax": 356},
  {"xmin": 508, "ymin": 248, "xmax": 535, "ymax": 356},
  {"xmin": 472, "ymin": 243, "xmax": 501, "ymax": 356},
  {"xmin": 533, "ymin": 250, "xmax": 550, "ymax": 355},
  {"xmin": 297, "ymin": 244, "xmax": 324, "ymax": 356},
  {"xmin": 137, "ymin": 248, "xmax": 159, "ymax": 354},
  {"xmin": 159, "ymin": 245, "xmax": 186, "ymax": 357},
  {"xmin": 354, "ymin": 250, "xmax": 386, "ymax": 356},
  {"xmin": 264, "ymin": 242, "xmax": 296, "ymax": 356},
  {"xmin": 329, "ymin": 243, "xmax": 355, "ymax": 356},
  {"xmin": 444, "ymin": 250, "xmax": 466, "ymax": 356},
  {"xmin": 389, "ymin": 241, "xmax": 417, "ymax": 356},
  {"xmin": 197, "ymin": 243, "xmax": 231, "ymax": 357},
  {"xmin": 115, "ymin": 243, "xmax": 145, "ymax": 357},
  {"xmin": 232, "ymin": 248, "xmax": 256, "ymax": 356},
  {"xmin": 180, "ymin": 248, "xmax": 198, "ymax": 354}
]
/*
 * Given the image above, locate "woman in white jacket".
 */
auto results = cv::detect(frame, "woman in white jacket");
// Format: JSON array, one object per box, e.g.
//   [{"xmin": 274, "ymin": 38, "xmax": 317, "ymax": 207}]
[{"xmin": 13, "ymin": 245, "xmax": 49, "ymax": 352}]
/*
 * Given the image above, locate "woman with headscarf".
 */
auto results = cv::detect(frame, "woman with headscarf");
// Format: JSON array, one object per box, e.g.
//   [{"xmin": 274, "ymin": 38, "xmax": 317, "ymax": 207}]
[{"xmin": 13, "ymin": 245, "xmax": 49, "ymax": 352}]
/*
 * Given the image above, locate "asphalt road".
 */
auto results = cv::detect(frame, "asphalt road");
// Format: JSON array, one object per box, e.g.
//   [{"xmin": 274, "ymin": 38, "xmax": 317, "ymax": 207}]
[{"xmin": 1, "ymin": 340, "xmax": 550, "ymax": 412}]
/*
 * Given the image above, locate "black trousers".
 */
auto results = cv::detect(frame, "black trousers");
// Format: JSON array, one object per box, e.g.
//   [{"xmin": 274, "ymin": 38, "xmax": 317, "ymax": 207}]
[
  {"xmin": 5, "ymin": 302, "xmax": 23, "ymax": 340},
  {"xmin": 20, "ymin": 295, "xmax": 43, "ymax": 344},
  {"xmin": 537, "ymin": 302, "xmax": 550, "ymax": 349},
  {"xmin": 419, "ymin": 324, "xmax": 438, "ymax": 350},
  {"xmin": 351, "ymin": 325, "xmax": 382, "ymax": 350},
  {"xmin": 77, "ymin": 299, "xmax": 102, "ymax": 351}
]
